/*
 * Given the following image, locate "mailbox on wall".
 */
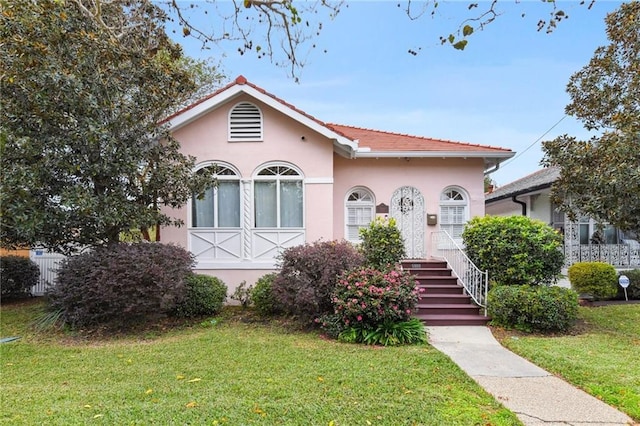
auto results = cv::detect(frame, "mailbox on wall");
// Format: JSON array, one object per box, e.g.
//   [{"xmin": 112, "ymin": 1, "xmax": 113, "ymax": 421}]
[{"xmin": 427, "ymin": 214, "xmax": 438, "ymax": 226}]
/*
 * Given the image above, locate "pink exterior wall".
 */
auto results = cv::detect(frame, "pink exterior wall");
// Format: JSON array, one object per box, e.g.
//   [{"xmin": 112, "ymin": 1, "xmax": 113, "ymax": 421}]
[
  {"xmin": 161, "ymin": 95, "xmax": 337, "ymax": 295},
  {"xmin": 161, "ymin": 92, "xmax": 490, "ymax": 293},
  {"xmin": 333, "ymin": 155, "xmax": 486, "ymax": 256}
]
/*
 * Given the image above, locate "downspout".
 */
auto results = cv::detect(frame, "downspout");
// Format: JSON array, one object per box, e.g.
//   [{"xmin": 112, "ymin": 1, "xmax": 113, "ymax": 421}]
[
  {"xmin": 484, "ymin": 162, "xmax": 500, "ymax": 176},
  {"xmin": 512, "ymin": 196, "xmax": 527, "ymax": 216}
]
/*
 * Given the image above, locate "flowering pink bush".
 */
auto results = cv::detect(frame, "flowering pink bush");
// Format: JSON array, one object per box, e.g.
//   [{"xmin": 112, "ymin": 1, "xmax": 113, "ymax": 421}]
[{"xmin": 331, "ymin": 267, "xmax": 420, "ymax": 329}]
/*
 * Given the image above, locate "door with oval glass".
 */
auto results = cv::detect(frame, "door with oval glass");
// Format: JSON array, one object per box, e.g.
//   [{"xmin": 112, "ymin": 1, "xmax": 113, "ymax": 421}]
[{"xmin": 390, "ymin": 186, "xmax": 425, "ymax": 259}]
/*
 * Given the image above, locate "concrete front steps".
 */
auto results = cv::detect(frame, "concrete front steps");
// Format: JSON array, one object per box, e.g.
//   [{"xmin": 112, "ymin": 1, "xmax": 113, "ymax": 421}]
[{"xmin": 402, "ymin": 259, "xmax": 490, "ymax": 326}]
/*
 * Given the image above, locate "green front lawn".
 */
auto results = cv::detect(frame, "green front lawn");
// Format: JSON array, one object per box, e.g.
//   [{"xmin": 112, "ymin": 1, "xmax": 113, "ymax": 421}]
[
  {"xmin": 1, "ymin": 300, "xmax": 519, "ymax": 425},
  {"xmin": 493, "ymin": 303, "xmax": 640, "ymax": 421}
]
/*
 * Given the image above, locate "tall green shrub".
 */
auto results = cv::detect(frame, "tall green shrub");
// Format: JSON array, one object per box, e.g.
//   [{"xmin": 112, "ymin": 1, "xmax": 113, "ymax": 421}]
[
  {"xmin": 359, "ymin": 217, "xmax": 406, "ymax": 269},
  {"xmin": 568, "ymin": 261, "xmax": 618, "ymax": 300},
  {"xmin": 463, "ymin": 215, "xmax": 564, "ymax": 286},
  {"xmin": 0, "ymin": 255, "xmax": 39, "ymax": 299}
]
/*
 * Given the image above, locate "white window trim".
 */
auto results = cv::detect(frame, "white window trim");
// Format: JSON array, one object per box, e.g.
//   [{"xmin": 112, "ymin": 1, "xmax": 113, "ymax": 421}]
[
  {"xmin": 344, "ymin": 186, "xmax": 375, "ymax": 243},
  {"xmin": 228, "ymin": 101, "xmax": 263, "ymax": 142}
]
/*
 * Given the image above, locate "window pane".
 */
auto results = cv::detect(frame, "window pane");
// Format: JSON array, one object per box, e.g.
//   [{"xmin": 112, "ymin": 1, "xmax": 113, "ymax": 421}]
[
  {"xmin": 280, "ymin": 180, "xmax": 303, "ymax": 227},
  {"xmin": 604, "ymin": 225, "xmax": 618, "ymax": 244},
  {"xmin": 579, "ymin": 224, "xmax": 590, "ymax": 244},
  {"xmin": 347, "ymin": 225, "xmax": 361, "ymax": 241},
  {"xmin": 255, "ymin": 181, "xmax": 277, "ymax": 227},
  {"xmin": 217, "ymin": 181, "xmax": 240, "ymax": 227},
  {"xmin": 192, "ymin": 187, "xmax": 215, "ymax": 227}
]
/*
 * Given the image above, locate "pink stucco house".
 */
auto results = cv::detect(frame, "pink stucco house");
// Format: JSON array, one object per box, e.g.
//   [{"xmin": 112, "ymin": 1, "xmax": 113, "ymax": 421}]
[{"xmin": 162, "ymin": 76, "xmax": 514, "ymax": 291}]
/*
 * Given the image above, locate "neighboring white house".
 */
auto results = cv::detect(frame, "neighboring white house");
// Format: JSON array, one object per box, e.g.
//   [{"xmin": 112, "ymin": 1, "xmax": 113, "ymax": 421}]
[{"xmin": 485, "ymin": 167, "xmax": 640, "ymax": 268}]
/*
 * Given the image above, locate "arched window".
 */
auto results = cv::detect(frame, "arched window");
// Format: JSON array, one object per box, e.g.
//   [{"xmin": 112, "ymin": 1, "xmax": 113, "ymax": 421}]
[
  {"xmin": 228, "ymin": 102, "xmax": 263, "ymax": 141},
  {"xmin": 254, "ymin": 164, "xmax": 303, "ymax": 228},
  {"xmin": 192, "ymin": 163, "xmax": 241, "ymax": 228},
  {"xmin": 345, "ymin": 187, "xmax": 375, "ymax": 242},
  {"xmin": 439, "ymin": 187, "xmax": 468, "ymax": 239}
]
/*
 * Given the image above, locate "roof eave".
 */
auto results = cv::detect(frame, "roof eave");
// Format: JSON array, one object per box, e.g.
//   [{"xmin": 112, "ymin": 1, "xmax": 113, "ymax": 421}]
[
  {"xmin": 353, "ymin": 150, "xmax": 514, "ymax": 160},
  {"xmin": 485, "ymin": 182, "xmax": 554, "ymax": 204}
]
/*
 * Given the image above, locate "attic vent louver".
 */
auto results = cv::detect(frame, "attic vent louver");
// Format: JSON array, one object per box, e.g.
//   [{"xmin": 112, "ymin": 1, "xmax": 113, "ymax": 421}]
[{"xmin": 229, "ymin": 102, "xmax": 263, "ymax": 141}]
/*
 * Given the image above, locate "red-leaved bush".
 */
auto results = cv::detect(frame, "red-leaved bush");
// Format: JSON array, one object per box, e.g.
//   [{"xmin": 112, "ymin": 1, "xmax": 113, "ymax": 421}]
[
  {"xmin": 331, "ymin": 267, "xmax": 420, "ymax": 329},
  {"xmin": 48, "ymin": 243, "xmax": 194, "ymax": 329},
  {"xmin": 272, "ymin": 240, "xmax": 364, "ymax": 324}
]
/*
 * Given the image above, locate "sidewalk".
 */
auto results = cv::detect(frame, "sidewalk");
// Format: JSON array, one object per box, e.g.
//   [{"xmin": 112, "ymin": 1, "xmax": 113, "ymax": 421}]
[{"xmin": 426, "ymin": 326, "xmax": 635, "ymax": 426}]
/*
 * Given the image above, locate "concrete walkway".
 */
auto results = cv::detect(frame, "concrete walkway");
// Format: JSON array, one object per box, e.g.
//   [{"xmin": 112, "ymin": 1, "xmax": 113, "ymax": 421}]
[{"xmin": 427, "ymin": 326, "xmax": 635, "ymax": 426}]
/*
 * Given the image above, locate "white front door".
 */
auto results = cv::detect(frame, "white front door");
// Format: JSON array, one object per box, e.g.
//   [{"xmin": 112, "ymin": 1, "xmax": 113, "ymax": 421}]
[{"xmin": 390, "ymin": 186, "xmax": 425, "ymax": 259}]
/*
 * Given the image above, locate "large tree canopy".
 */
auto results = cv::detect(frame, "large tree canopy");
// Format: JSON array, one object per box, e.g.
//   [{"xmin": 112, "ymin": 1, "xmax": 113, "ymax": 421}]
[
  {"xmin": 0, "ymin": 0, "xmax": 218, "ymax": 254},
  {"xmin": 542, "ymin": 2, "xmax": 640, "ymax": 234}
]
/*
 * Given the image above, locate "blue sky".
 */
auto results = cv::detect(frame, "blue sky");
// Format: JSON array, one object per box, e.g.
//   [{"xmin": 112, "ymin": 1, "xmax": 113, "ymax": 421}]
[{"xmin": 170, "ymin": 1, "xmax": 623, "ymax": 186}]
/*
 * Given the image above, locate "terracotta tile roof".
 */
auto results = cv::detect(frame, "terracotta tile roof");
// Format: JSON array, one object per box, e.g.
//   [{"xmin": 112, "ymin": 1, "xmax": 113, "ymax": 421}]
[
  {"xmin": 485, "ymin": 166, "xmax": 560, "ymax": 202},
  {"xmin": 327, "ymin": 124, "xmax": 513, "ymax": 153}
]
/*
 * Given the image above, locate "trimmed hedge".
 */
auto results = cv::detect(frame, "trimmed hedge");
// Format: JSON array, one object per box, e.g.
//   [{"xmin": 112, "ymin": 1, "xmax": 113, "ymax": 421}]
[
  {"xmin": 0, "ymin": 255, "xmax": 39, "ymax": 298},
  {"xmin": 173, "ymin": 274, "xmax": 227, "ymax": 318},
  {"xmin": 48, "ymin": 243, "xmax": 194, "ymax": 329},
  {"xmin": 488, "ymin": 285, "xmax": 579, "ymax": 332},
  {"xmin": 463, "ymin": 215, "xmax": 564, "ymax": 286},
  {"xmin": 568, "ymin": 261, "xmax": 618, "ymax": 301}
]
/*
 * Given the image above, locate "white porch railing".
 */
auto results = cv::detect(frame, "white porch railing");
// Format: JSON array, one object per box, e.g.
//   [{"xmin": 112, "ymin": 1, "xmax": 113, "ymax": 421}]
[
  {"xmin": 431, "ymin": 231, "xmax": 489, "ymax": 314},
  {"xmin": 565, "ymin": 244, "xmax": 640, "ymax": 268}
]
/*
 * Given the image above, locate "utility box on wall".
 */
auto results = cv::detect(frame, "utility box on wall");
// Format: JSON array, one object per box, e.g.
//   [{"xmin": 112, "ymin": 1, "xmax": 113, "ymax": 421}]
[{"xmin": 427, "ymin": 214, "xmax": 438, "ymax": 226}]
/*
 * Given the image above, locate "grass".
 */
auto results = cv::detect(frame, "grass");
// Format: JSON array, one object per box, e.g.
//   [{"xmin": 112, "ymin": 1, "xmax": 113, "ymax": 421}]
[
  {"xmin": 0, "ymin": 299, "xmax": 519, "ymax": 425},
  {"xmin": 493, "ymin": 303, "xmax": 640, "ymax": 421}
]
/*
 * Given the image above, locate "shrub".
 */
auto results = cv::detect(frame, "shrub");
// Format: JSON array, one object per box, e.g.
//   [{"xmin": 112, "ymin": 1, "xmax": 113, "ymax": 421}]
[
  {"xmin": 173, "ymin": 273, "xmax": 227, "ymax": 318},
  {"xmin": 0, "ymin": 255, "xmax": 39, "ymax": 299},
  {"xmin": 359, "ymin": 217, "xmax": 406, "ymax": 270},
  {"xmin": 48, "ymin": 243, "xmax": 194, "ymax": 329},
  {"xmin": 463, "ymin": 215, "xmax": 564, "ymax": 286},
  {"xmin": 338, "ymin": 318, "xmax": 427, "ymax": 346},
  {"xmin": 331, "ymin": 267, "xmax": 420, "ymax": 329},
  {"xmin": 273, "ymin": 240, "xmax": 364, "ymax": 324},
  {"xmin": 568, "ymin": 262, "xmax": 618, "ymax": 301},
  {"xmin": 617, "ymin": 269, "xmax": 640, "ymax": 300},
  {"xmin": 230, "ymin": 280, "xmax": 252, "ymax": 308},
  {"xmin": 319, "ymin": 267, "xmax": 422, "ymax": 342},
  {"xmin": 251, "ymin": 273, "xmax": 280, "ymax": 316},
  {"xmin": 488, "ymin": 285, "xmax": 579, "ymax": 332}
]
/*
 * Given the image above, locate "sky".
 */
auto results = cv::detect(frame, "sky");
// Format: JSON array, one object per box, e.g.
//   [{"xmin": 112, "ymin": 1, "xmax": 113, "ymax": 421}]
[{"xmin": 168, "ymin": 0, "xmax": 623, "ymax": 186}]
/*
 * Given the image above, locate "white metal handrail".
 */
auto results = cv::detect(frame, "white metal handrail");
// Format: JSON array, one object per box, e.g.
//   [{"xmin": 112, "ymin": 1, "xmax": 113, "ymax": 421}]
[{"xmin": 431, "ymin": 231, "xmax": 488, "ymax": 315}]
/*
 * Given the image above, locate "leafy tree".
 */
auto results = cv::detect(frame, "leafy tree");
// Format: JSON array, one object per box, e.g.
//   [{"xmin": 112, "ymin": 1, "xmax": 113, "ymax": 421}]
[
  {"xmin": 0, "ymin": 0, "xmax": 218, "ymax": 254},
  {"xmin": 542, "ymin": 2, "xmax": 640, "ymax": 235},
  {"xmin": 63, "ymin": 0, "xmax": 584, "ymax": 80}
]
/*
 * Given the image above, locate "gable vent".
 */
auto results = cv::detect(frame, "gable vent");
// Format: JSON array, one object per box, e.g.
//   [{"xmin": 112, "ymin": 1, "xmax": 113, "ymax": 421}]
[{"xmin": 229, "ymin": 102, "xmax": 263, "ymax": 141}]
